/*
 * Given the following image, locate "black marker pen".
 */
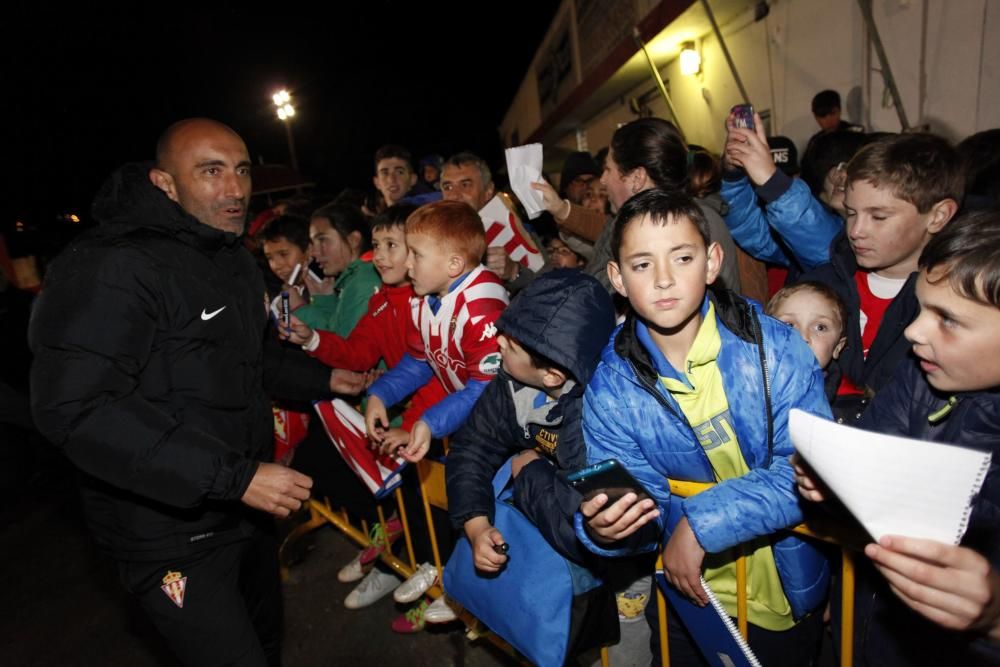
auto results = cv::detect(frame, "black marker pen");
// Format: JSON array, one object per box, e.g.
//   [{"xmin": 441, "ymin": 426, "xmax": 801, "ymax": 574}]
[{"xmin": 280, "ymin": 291, "xmax": 291, "ymax": 327}]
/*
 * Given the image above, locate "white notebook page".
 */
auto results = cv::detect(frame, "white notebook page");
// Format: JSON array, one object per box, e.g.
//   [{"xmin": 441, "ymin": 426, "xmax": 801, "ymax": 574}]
[{"xmin": 789, "ymin": 409, "xmax": 991, "ymax": 544}]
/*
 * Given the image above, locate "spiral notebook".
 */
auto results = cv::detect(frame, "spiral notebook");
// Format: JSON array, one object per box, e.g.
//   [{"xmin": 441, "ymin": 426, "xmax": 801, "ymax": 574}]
[
  {"xmin": 655, "ymin": 572, "xmax": 761, "ymax": 667},
  {"xmin": 789, "ymin": 409, "xmax": 992, "ymax": 544}
]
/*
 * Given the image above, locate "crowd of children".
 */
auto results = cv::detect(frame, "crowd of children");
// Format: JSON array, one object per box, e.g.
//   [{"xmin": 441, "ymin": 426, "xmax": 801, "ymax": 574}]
[{"xmin": 252, "ymin": 116, "xmax": 1000, "ymax": 665}]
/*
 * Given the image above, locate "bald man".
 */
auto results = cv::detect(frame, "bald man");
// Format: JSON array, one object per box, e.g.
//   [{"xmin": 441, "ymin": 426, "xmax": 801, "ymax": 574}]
[{"xmin": 30, "ymin": 119, "xmax": 319, "ymax": 666}]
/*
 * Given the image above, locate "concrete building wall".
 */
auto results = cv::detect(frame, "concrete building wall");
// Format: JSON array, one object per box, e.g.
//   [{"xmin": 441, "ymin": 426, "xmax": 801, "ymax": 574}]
[{"xmin": 506, "ymin": 0, "xmax": 999, "ymax": 158}]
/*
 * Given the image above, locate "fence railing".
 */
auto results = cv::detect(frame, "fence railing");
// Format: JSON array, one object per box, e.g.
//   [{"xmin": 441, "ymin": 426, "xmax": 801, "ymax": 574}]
[{"xmin": 292, "ymin": 457, "xmax": 862, "ymax": 666}]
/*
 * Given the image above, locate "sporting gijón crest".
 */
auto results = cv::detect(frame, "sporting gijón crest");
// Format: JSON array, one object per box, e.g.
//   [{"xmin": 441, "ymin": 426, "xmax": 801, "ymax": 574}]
[{"xmin": 161, "ymin": 570, "xmax": 188, "ymax": 608}]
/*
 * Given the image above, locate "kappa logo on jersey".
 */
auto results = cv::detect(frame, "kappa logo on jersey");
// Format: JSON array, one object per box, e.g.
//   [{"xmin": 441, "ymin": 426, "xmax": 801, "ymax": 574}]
[
  {"xmin": 161, "ymin": 570, "xmax": 188, "ymax": 608},
  {"xmin": 479, "ymin": 322, "xmax": 497, "ymax": 342},
  {"xmin": 478, "ymin": 352, "xmax": 501, "ymax": 376}
]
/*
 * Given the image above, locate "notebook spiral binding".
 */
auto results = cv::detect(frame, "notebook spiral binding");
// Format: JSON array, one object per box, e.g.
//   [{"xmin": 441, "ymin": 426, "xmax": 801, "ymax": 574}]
[
  {"xmin": 956, "ymin": 452, "xmax": 994, "ymax": 544},
  {"xmin": 700, "ymin": 576, "xmax": 762, "ymax": 667}
]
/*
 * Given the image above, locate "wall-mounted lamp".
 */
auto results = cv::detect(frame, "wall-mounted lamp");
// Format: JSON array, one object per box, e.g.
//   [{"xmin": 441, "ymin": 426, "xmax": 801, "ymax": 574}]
[{"xmin": 679, "ymin": 41, "xmax": 701, "ymax": 76}]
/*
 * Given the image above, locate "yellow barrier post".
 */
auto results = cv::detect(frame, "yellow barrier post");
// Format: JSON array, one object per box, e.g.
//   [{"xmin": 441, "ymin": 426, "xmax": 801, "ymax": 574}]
[
  {"xmin": 394, "ymin": 487, "xmax": 418, "ymax": 569},
  {"xmin": 667, "ymin": 477, "xmax": 864, "ymax": 667},
  {"xmin": 840, "ymin": 549, "xmax": 855, "ymax": 667},
  {"xmin": 657, "ymin": 577, "xmax": 670, "ymax": 666},
  {"xmin": 735, "ymin": 549, "xmax": 749, "ymax": 640}
]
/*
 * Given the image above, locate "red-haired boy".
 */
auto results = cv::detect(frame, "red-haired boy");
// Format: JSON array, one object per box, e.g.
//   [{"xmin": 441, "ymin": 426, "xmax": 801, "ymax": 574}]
[{"xmin": 365, "ymin": 200, "xmax": 508, "ymax": 462}]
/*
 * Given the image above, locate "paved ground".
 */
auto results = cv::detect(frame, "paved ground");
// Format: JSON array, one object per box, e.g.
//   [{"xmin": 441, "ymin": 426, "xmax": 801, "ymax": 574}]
[
  {"xmin": 0, "ymin": 446, "xmax": 512, "ymax": 667},
  {"xmin": 1, "ymin": 443, "xmax": 838, "ymax": 667}
]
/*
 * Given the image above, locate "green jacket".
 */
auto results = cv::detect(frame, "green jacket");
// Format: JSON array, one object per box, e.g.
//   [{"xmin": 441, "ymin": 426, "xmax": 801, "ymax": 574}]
[{"xmin": 296, "ymin": 258, "xmax": 381, "ymax": 337}]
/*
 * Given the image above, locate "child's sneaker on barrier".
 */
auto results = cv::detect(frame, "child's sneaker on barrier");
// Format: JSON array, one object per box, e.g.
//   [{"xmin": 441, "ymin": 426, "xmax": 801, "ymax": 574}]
[
  {"xmin": 390, "ymin": 598, "xmax": 429, "ymax": 634},
  {"xmin": 393, "ymin": 562, "xmax": 438, "ymax": 603},
  {"xmin": 337, "ymin": 550, "xmax": 366, "ymax": 583},
  {"xmin": 344, "ymin": 568, "xmax": 399, "ymax": 609},
  {"xmin": 359, "ymin": 516, "xmax": 404, "ymax": 566},
  {"xmin": 424, "ymin": 595, "xmax": 459, "ymax": 624}
]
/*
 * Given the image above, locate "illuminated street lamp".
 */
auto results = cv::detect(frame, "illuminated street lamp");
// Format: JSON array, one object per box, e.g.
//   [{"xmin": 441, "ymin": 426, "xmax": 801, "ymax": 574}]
[{"xmin": 272, "ymin": 89, "xmax": 299, "ymax": 172}]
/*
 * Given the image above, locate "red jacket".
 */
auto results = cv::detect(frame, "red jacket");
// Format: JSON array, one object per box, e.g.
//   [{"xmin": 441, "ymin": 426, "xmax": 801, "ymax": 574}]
[{"xmin": 309, "ymin": 283, "xmax": 446, "ymax": 430}]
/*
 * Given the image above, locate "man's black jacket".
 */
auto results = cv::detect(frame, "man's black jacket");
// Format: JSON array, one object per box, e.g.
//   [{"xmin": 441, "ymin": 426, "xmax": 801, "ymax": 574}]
[{"xmin": 30, "ymin": 162, "xmax": 329, "ymax": 561}]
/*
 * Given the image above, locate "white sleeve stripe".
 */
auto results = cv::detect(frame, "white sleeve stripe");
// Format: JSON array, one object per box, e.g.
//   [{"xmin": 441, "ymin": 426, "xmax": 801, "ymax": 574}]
[{"xmin": 463, "ymin": 282, "xmax": 510, "ymax": 304}]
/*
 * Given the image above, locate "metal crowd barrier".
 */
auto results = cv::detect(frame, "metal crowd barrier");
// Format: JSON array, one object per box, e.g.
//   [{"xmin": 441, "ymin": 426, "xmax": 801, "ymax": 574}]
[
  {"xmin": 294, "ymin": 442, "xmax": 859, "ymax": 667},
  {"xmin": 666, "ymin": 479, "xmax": 862, "ymax": 667}
]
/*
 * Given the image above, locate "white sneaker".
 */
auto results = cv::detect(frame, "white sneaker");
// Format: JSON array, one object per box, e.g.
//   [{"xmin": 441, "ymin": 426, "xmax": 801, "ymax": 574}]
[
  {"xmin": 393, "ymin": 562, "xmax": 438, "ymax": 603},
  {"xmin": 344, "ymin": 568, "xmax": 400, "ymax": 609},
  {"xmin": 424, "ymin": 595, "xmax": 459, "ymax": 624},
  {"xmin": 337, "ymin": 551, "xmax": 365, "ymax": 583}
]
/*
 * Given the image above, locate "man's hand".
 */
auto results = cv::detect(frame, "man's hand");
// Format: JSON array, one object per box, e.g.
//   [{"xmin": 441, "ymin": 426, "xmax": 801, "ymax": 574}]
[
  {"xmin": 279, "ymin": 314, "xmax": 314, "ymax": 345},
  {"xmin": 465, "ymin": 516, "xmax": 508, "ymax": 573},
  {"xmin": 400, "ymin": 420, "xmax": 432, "ymax": 462},
  {"xmin": 579, "ymin": 492, "xmax": 659, "ymax": 545},
  {"xmin": 329, "ymin": 368, "xmax": 366, "ymax": 395},
  {"xmin": 723, "ymin": 110, "xmax": 776, "ymax": 186},
  {"xmin": 303, "ymin": 270, "xmax": 334, "ymax": 296},
  {"xmin": 866, "ymin": 536, "xmax": 1000, "ymax": 641},
  {"xmin": 662, "ymin": 517, "xmax": 708, "ymax": 606},
  {"xmin": 364, "ymin": 394, "xmax": 389, "ymax": 444},
  {"xmin": 241, "ymin": 463, "xmax": 313, "ymax": 518},
  {"xmin": 531, "ymin": 179, "xmax": 571, "ymax": 221},
  {"xmin": 485, "ymin": 247, "xmax": 519, "ymax": 282},
  {"xmin": 792, "ymin": 454, "xmax": 829, "ymax": 503}
]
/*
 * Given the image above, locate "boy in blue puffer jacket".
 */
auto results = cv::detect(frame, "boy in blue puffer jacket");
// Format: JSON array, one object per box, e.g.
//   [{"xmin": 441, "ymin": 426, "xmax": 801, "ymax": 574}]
[{"xmin": 576, "ymin": 189, "xmax": 832, "ymax": 666}]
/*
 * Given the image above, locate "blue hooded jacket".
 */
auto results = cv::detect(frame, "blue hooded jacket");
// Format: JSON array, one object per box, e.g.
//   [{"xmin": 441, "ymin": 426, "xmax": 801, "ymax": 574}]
[
  {"xmin": 721, "ymin": 169, "xmax": 841, "ymax": 271},
  {"xmin": 446, "ymin": 270, "xmax": 616, "ymax": 564},
  {"xmin": 576, "ymin": 289, "xmax": 832, "ymax": 618}
]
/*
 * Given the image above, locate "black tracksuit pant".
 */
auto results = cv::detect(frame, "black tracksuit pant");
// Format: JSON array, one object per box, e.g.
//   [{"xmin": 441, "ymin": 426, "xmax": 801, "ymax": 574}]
[{"xmin": 117, "ymin": 526, "xmax": 282, "ymax": 667}]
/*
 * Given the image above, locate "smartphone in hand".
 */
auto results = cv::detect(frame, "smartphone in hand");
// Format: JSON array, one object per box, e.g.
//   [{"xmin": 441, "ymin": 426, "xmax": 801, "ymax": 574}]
[
  {"xmin": 307, "ymin": 260, "xmax": 324, "ymax": 283},
  {"xmin": 731, "ymin": 104, "xmax": 755, "ymax": 130},
  {"xmin": 566, "ymin": 459, "xmax": 653, "ymax": 506}
]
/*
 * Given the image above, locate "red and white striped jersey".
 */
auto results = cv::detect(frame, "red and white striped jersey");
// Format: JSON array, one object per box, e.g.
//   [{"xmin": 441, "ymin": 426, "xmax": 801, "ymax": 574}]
[{"xmin": 407, "ymin": 265, "xmax": 508, "ymax": 394}]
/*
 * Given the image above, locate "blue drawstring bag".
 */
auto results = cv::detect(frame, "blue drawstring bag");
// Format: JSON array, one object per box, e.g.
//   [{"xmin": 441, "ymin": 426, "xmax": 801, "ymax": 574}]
[{"xmin": 443, "ymin": 459, "xmax": 616, "ymax": 666}]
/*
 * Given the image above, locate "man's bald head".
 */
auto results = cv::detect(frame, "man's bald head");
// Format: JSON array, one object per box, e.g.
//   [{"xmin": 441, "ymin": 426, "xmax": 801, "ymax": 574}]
[
  {"xmin": 149, "ymin": 118, "xmax": 252, "ymax": 234},
  {"xmin": 155, "ymin": 118, "xmax": 244, "ymax": 172}
]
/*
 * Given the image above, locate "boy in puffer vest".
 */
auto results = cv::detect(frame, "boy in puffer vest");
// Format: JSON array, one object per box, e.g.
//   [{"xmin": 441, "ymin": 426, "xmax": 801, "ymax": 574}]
[{"xmin": 446, "ymin": 269, "xmax": 620, "ymax": 661}]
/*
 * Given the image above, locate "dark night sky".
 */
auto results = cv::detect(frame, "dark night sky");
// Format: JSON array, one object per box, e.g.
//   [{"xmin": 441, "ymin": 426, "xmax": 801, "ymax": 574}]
[{"xmin": 5, "ymin": 1, "xmax": 560, "ymax": 244}]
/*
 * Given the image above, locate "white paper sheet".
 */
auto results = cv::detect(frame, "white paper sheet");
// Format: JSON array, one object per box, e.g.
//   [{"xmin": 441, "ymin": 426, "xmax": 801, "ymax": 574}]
[
  {"xmin": 790, "ymin": 409, "xmax": 991, "ymax": 544},
  {"xmin": 504, "ymin": 143, "xmax": 546, "ymax": 219}
]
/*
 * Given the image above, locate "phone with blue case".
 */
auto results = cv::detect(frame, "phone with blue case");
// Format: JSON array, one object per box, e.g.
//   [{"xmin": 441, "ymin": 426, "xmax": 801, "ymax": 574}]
[{"xmin": 566, "ymin": 459, "xmax": 652, "ymax": 506}]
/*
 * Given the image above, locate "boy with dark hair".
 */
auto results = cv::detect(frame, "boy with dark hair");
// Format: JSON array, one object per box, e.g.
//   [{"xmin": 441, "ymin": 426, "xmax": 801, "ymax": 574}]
[
  {"xmin": 577, "ymin": 188, "xmax": 832, "ymax": 665},
  {"xmin": 281, "ymin": 203, "xmax": 449, "ymax": 625},
  {"xmin": 796, "ymin": 208, "xmax": 1000, "ymax": 666},
  {"xmin": 282, "ymin": 204, "xmax": 445, "ymax": 447},
  {"xmin": 364, "ymin": 199, "xmax": 508, "ymax": 464},
  {"xmin": 799, "ymin": 133, "xmax": 964, "ymax": 419},
  {"xmin": 259, "ymin": 214, "xmax": 311, "ymax": 285},
  {"xmin": 373, "ymin": 144, "xmax": 419, "ymax": 207}
]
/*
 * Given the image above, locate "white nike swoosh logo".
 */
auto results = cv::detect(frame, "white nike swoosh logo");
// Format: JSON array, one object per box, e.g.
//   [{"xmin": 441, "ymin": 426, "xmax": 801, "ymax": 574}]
[{"xmin": 201, "ymin": 306, "xmax": 226, "ymax": 321}]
